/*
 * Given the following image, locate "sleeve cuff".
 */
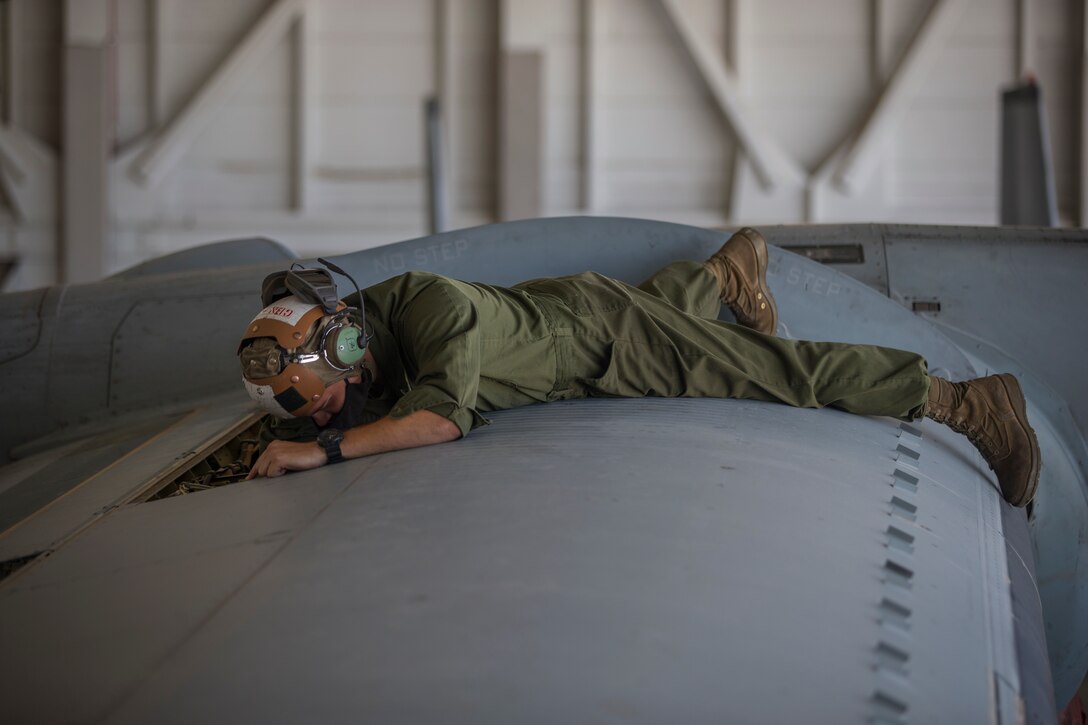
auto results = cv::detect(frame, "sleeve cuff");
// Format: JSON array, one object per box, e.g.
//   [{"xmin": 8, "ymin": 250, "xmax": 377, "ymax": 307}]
[
  {"xmin": 259, "ymin": 414, "xmax": 318, "ymax": 451},
  {"xmin": 389, "ymin": 388, "xmax": 490, "ymax": 437}
]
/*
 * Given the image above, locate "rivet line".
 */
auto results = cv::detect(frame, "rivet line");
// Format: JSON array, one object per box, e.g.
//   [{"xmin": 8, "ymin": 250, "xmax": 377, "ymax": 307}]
[
  {"xmin": 892, "ymin": 468, "xmax": 919, "ymax": 493},
  {"xmin": 870, "ymin": 423, "xmax": 925, "ymax": 723}
]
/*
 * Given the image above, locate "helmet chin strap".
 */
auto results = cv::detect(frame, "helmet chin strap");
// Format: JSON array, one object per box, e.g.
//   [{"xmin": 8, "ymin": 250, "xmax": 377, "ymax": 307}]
[
  {"xmin": 322, "ymin": 368, "xmax": 374, "ymax": 431},
  {"xmin": 358, "ymin": 365, "xmax": 374, "ymax": 396}
]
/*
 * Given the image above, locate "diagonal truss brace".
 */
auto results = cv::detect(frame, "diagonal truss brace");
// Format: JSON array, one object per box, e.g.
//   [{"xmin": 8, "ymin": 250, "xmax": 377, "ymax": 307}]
[
  {"xmin": 828, "ymin": 0, "xmax": 969, "ymax": 194},
  {"xmin": 130, "ymin": 0, "xmax": 309, "ymax": 187},
  {"xmin": 0, "ymin": 125, "xmax": 56, "ymax": 221},
  {"xmin": 660, "ymin": 0, "xmax": 967, "ymax": 210},
  {"xmin": 657, "ymin": 0, "xmax": 807, "ymax": 191}
]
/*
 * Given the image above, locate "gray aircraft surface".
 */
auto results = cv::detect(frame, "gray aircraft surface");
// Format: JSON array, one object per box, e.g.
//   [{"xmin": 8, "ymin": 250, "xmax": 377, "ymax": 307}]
[{"xmin": 0, "ymin": 217, "xmax": 1085, "ymax": 723}]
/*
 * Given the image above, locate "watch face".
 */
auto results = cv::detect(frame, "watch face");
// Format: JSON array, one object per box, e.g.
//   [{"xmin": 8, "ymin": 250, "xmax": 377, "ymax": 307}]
[
  {"xmin": 317, "ymin": 428, "xmax": 344, "ymax": 463},
  {"xmin": 318, "ymin": 428, "xmax": 344, "ymax": 445}
]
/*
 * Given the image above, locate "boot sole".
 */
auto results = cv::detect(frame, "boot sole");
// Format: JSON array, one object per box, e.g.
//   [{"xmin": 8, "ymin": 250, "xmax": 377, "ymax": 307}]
[
  {"xmin": 998, "ymin": 373, "xmax": 1041, "ymax": 507},
  {"xmin": 736, "ymin": 227, "xmax": 779, "ymax": 336}
]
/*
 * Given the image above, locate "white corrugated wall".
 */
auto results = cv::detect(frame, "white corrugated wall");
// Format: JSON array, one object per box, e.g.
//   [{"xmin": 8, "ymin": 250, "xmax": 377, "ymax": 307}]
[{"xmin": 0, "ymin": 0, "xmax": 1082, "ymax": 291}]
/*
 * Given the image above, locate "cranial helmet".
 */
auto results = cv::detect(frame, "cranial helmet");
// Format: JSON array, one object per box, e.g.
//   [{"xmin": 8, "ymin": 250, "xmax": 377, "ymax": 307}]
[{"xmin": 238, "ymin": 261, "xmax": 369, "ymax": 418}]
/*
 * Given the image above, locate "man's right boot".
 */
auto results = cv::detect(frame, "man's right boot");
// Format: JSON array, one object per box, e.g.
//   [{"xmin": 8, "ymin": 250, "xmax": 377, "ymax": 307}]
[
  {"xmin": 704, "ymin": 227, "xmax": 779, "ymax": 336},
  {"xmin": 923, "ymin": 374, "xmax": 1041, "ymax": 507}
]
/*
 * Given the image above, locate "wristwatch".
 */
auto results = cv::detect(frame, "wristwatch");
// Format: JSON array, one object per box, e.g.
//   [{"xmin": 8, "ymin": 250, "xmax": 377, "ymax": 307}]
[{"xmin": 316, "ymin": 428, "xmax": 345, "ymax": 464}]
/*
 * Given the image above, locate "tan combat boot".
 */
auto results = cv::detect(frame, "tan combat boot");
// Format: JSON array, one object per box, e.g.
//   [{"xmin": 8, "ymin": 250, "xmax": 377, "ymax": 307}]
[
  {"xmin": 924, "ymin": 374, "xmax": 1041, "ymax": 507},
  {"xmin": 705, "ymin": 227, "xmax": 778, "ymax": 336}
]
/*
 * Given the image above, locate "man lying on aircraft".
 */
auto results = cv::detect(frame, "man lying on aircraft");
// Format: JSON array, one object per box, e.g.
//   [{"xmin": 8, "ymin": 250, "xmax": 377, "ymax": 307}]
[{"xmin": 239, "ymin": 227, "xmax": 1040, "ymax": 507}]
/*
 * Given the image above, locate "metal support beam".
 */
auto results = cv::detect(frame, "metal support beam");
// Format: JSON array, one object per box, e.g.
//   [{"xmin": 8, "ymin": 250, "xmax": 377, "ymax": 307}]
[
  {"xmin": 869, "ymin": 0, "xmax": 892, "ymax": 87},
  {"xmin": 805, "ymin": 0, "xmax": 895, "ymax": 222},
  {"xmin": 832, "ymin": 0, "xmax": 968, "ymax": 194},
  {"xmin": 1080, "ymin": 0, "xmax": 1088, "ymax": 225},
  {"xmin": 424, "ymin": 96, "xmax": 447, "ymax": 233},
  {"xmin": 579, "ymin": 0, "xmax": 602, "ymax": 213},
  {"xmin": 1016, "ymin": 0, "xmax": 1036, "ymax": 79},
  {"xmin": 147, "ymin": 0, "xmax": 165, "ymax": 129},
  {"xmin": 131, "ymin": 0, "xmax": 308, "ymax": 187},
  {"xmin": 499, "ymin": 50, "xmax": 544, "ymax": 221},
  {"xmin": 498, "ymin": 0, "xmax": 546, "ymax": 220},
  {"xmin": 289, "ymin": 8, "xmax": 314, "ymax": 212},
  {"xmin": 723, "ymin": 0, "xmax": 740, "ymax": 73},
  {"xmin": 657, "ymin": 0, "xmax": 805, "ymax": 191},
  {"xmin": 434, "ymin": 0, "xmax": 455, "ymax": 226},
  {"xmin": 0, "ymin": 133, "xmax": 25, "ymax": 187},
  {"xmin": 2, "ymin": 0, "xmax": 21, "ymax": 128},
  {"xmin": 802, "ymin": 182, "xmax": 819, "ymax": 223},
  {"xmin": 723, "ymin": 0, "xmax": 742, "ymax": 219},
  {"xmin": 62, "ymin": 0, "xmax": 112, "ymax": 283},
  {"xmin": 0, "ymin": 125, "xmax": 55, "ymax": 222},
  {"xmin": 0, "ymin": 127, "xmax": 22, "ymax": 235},
  {"xmin": 724, "ymin": 0, "xmax": 752, "ymax": 220}
]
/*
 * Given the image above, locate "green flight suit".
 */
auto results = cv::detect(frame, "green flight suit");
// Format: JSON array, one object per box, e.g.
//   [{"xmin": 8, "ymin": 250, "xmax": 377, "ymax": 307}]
[{"xmin": 260, "ymin": 261, "xmax": 929, "ymax": 444}]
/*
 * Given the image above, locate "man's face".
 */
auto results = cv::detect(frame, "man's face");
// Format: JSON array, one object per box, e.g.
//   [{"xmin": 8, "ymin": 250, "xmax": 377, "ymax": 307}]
[{"xmin": 309, "ymin": 380, "xmax": 347, "ymax": 427}]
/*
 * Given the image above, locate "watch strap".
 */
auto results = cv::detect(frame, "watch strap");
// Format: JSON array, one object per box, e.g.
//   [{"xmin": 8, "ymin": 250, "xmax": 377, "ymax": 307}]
[{"xmin": 318, "ymin": 430, "xmax": 345, "ymax": 464}]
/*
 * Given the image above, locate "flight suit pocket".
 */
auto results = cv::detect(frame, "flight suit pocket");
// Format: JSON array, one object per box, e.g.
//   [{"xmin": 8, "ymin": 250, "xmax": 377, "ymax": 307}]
[
  {"xmin": 517, "ymin": 277, "xmax": 594, "ymax": 317},
  {"xmin": 581, "ymin": 339, "xmax": 687, "ymax": 399},
  {"xmin": 581, "ymin": 341, "xmax": 644, "ymax": 398},
  {"xmin": 519, "ymin": 272, "xmax": 641, "ymax": 317}
]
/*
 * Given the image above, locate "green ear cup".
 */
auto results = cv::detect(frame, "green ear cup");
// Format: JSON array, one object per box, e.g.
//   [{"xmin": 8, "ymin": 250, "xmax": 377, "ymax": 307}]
[{"xmin": 331, "ymin": 325, "xmax": 365, "ymax": 367}]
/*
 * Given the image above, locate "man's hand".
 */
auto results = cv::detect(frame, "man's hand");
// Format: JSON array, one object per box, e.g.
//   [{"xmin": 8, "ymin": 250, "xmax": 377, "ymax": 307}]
[
  {"xmin": 245, "ymin": 410, "xmax": 461, "ymax": 481},
  {"xmin": 247, "ymin": 440, "xmax": 327, "ymax": 479}
]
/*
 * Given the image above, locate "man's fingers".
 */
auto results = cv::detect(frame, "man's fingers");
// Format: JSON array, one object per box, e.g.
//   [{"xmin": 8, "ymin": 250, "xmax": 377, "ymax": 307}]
[
  {"xmin": 248, "ymin": 450, "xmax": 274, "ymax": 479},
  {"xmin": 254, "ymin": 453, "xmax": 286, "ymax": 479},
  {"xmin": 245, "ymin": 441, "xmax": 318, "ymax": 480}
]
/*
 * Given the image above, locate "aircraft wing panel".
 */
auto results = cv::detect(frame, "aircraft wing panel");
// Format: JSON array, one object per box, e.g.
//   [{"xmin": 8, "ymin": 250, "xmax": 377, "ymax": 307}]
[
  {"xmin": 110, "ymin": 237, "xmax": 295, "ymax": 279},
  {"xmin": 0, "ymin": 398, "xmax": 257, "ymax": 564},
  {"xmin": 0, "ymin": 472, "xmax": 349, "ymax": 724},
  {"xmin": 0, "ymin": 398, "xmax": 1048, "ymax": 723}
]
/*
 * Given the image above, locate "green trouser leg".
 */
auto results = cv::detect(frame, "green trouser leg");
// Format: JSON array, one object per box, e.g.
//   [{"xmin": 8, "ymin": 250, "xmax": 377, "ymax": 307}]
[
  {"xmin": 593, "ymin": 261, "xmax": 931, "ymax": 420},
  {"xmin": 636, "ymin": 260, "xmax": 721, "ymax": 320}
]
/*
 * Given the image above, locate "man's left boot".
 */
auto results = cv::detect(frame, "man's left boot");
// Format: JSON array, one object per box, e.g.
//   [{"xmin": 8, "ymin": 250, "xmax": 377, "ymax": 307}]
[
  {"xmin": 704, "ymin": 227, "xmax": 778, "ymax": 336},
  {"xmin": 923, "ymin": 374, "xmax": 1041, "ymax": 507}
]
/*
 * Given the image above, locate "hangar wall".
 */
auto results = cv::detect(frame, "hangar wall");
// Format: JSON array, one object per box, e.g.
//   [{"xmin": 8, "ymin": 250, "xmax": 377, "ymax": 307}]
[{"xmin": 0, "ymin": 0, "xmax": 1083, "ymax": 291}]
